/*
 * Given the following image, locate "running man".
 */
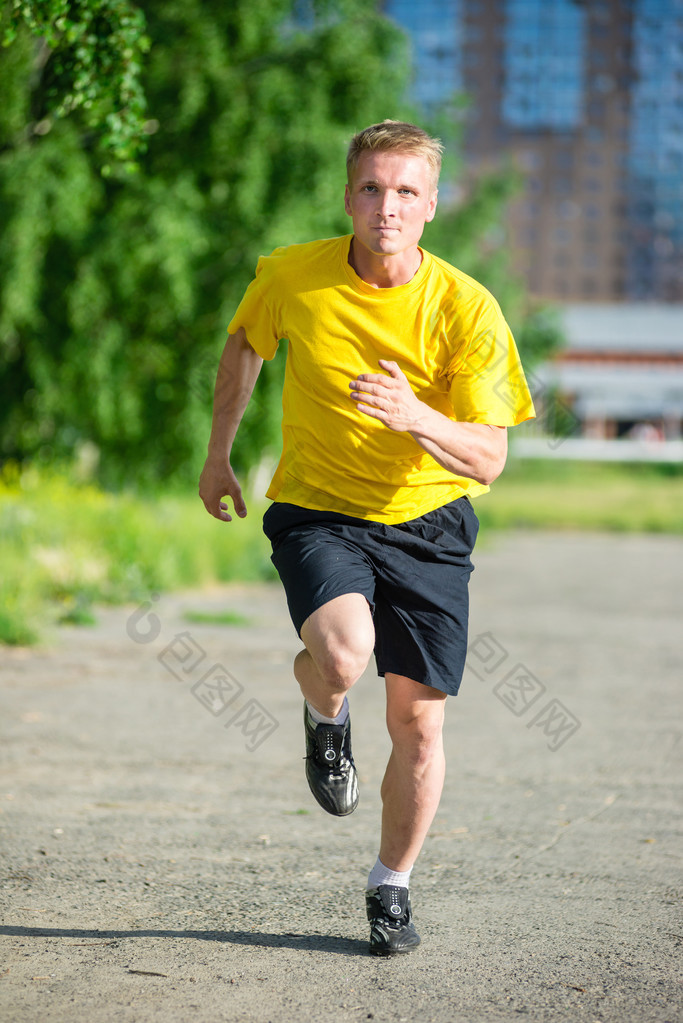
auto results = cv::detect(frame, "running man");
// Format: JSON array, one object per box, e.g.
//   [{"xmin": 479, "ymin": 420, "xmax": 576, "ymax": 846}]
[{"xmin": 199, "ymin": 120, "xmax": 534, "ymax": 955}]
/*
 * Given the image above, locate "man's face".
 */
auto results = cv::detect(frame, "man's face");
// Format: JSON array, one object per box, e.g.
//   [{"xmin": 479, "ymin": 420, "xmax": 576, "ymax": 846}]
[{"xmin": 344, "ymin": 150, "xmax": 438, "ymax": 260}]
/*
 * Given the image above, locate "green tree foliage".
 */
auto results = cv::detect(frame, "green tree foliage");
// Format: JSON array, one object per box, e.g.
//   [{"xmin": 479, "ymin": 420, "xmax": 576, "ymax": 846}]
[
  {"xmin": 0, "ymin": 1, "xmax": 560, "ymax": 489},
  {"xmin": 0, "ymin": 0, "xmax": 412, "ymax": 485},
  {"xmin": 2, "ymin": 0, "xmax": 150, "ymax": 168}
]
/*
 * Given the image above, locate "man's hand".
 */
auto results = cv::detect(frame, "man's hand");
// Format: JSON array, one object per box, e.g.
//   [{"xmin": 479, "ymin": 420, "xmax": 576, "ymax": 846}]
[
  {"xmin": 350, "ymin": 357, "xmax": 507, "ymax": 484},
  {"xmin": 349, "ymin": 359, "xmax": 424, "ymax": 432},
  {"xmin": 199, "ymin": 456, "xmax": 247, "ymax": 522}
]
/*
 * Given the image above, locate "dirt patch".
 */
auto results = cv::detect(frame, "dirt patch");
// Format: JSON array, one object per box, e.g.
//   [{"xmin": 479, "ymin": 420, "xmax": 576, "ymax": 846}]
[{"xmin": 1, "ymin": 532, "xmax": 681, "ymax": 1022}]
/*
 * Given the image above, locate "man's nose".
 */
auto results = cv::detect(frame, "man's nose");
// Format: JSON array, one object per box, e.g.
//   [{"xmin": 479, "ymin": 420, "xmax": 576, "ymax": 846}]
[{"xmin": 376, "ymin": 190, "xmax": 397, "ymax": 217}]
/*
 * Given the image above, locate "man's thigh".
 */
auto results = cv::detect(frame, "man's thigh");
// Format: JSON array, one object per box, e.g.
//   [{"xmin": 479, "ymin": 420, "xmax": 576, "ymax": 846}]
[{"xmin": 263, "ymin": 502, "xmax": 377, "ymax": 637}]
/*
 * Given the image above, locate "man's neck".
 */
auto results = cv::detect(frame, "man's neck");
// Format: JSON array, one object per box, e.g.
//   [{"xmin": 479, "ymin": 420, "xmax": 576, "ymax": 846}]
[{"xmin": 348, "ymin": 238, "xmax": 422, "ymax": 289}]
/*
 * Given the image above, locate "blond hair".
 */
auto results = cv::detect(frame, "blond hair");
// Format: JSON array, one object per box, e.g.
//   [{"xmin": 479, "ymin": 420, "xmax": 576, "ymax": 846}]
[{"xmin": 346, "ymin": 120, "xmax": 443, "ymax": 191}]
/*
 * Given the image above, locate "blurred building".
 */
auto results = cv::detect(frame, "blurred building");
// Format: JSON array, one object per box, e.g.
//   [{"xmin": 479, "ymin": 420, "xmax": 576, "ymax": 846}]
[
  {"xmin": 517, "ymin": 304, "xmax": 683, "ymax": 459},
  {"xmin": 385, "ymin": 0, "xmax": 683, "ymax": 303}
]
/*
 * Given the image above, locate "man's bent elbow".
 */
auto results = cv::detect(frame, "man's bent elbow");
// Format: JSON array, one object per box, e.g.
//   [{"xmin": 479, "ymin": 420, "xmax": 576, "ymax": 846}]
[
  {"xmin": 469, "ymin": 463, "xmax": 498, "ymax": 487},
  {"xmin": 478, "ymin": 455, "xmax": 506, "ymax": 486},
  {"xmin": 474, "ymin": 431, "xmax": 508, "ymax": 486}
]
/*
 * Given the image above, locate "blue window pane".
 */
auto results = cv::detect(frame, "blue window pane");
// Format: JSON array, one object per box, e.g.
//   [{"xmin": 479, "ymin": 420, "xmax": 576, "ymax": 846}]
[
  {"xmin": 502, "ymin": 0, "xmax": 587, "ymax": 130},
  {"xmin": 627, "ymin": 0, "xmax": 683, "ymax": 248},
  {"xmin": 385, "ymin": 0, "xmax": 464, "ymax": 108}
]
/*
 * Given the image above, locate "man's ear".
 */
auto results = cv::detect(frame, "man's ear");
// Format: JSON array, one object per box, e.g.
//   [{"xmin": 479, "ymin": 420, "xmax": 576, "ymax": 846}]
[
  {"xmin": 426, "ymin": 189, "xmax": 438, "ymax": 223},
  {"xmin": 344, "ymin": 183, "xmax": 352, "ymax": 217}
]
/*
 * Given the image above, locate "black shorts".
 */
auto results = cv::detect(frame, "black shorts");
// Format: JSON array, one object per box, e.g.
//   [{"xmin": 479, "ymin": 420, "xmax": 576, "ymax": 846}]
[{"xmin": 262, "ymin": 498, "xmax": 479, "ymax": 696}]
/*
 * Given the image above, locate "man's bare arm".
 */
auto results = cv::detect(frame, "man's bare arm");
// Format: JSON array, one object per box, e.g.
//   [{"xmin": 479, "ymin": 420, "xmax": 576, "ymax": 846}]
[
  {"xmin": 199, "ymin": 327, "xmax": 263, "ymax": 521},
  {"xmin": 349, "ymin": 359, "xmax": 507, "ymax": 485}
]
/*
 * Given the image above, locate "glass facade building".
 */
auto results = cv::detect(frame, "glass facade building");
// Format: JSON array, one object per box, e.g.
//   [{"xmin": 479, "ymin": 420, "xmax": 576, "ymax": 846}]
[
  {"xmin": 627, "ymin": 0, "xmax": 683, "ymax": 298},
  {"xmin": 385, "ymin": 0, "xmax": 465, "ymax": 108},
  {"xmin": 385, "ymin": 0, "xmax": 683, "ymax": 302},
  {"xmin": 502, "ymin": 0, "xmax": 586, "ymax": 131}
]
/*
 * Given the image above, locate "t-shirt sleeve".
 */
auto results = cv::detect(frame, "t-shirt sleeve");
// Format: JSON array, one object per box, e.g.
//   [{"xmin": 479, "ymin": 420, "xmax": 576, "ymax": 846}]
[
  {"xmin": 227, "ymin": 251, "xmax": 285, "ymax": 361},
  {"xmin": 446, "ymin": 296, "xmax": 535, "ymax": 426}
]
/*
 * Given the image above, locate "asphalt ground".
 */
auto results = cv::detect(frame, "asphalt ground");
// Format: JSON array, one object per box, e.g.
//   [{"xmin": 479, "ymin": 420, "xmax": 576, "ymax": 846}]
[{"xmin": 1, "ymin": 530, "xmax": 682, "ymax": 1023}]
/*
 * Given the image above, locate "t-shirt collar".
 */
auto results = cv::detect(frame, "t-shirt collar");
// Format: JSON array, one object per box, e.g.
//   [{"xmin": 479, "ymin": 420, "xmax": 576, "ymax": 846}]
[{"xmin": 341, "ymin": 234, "xmax": 430, "ymax": 295}]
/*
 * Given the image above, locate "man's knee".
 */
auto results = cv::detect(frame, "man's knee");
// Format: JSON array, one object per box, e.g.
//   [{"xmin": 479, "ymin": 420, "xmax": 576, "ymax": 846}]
[
  {"xmin": 301, "ymin": 593, "xmax": 375, "ymax": 691},
  {"xmin": 385, "ymin": 677, "xmax": 446, "ymax": 762},
  {"xmin": 388, "ymin": 713, "xmax": 444, "ymax": 763},
  {"xmin": 313, "ymin": 642, "xmax": 372, "ymax": 691}
]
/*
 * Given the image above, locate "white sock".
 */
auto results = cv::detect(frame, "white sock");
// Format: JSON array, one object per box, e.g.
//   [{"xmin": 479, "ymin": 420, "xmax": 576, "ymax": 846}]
[
  {"xmin": 306, "ymin": 696, "xmax": 349, "ymax": 726},
  {"xmin": 366, "ymin": 856, "xmax": 413, "ymax": 891}
]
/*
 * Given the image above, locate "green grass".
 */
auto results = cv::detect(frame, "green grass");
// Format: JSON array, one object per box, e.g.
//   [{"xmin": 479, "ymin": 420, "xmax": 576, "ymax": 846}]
[
  {"xmin": 0, "ymin": 462, "xmax": 275, "ymax": 646},
  {"xmin": 1, "ymin": 458, "xmax": 681, "ymax": 645},
  {"xmin": 182, "ymin": 609, "xmax": 251, "ymax": 626},
  {"xmin": 476, "ymin": 457, "xmax": 683, "ymax": 534}
]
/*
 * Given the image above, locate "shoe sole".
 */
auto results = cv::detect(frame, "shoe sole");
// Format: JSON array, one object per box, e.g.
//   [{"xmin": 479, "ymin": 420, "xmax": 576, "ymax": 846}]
[{"xmin": 369, "ymin": 944, "xmax": 419, "ymax": 956}]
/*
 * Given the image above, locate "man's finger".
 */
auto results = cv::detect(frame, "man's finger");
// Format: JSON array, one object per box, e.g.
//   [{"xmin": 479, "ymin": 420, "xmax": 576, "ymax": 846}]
[
  {"xmin": 200, "ymin": 484, "xmax": 247, "ymax": 522},
  {"xmin": 349, "ymin": 375, "xmax": 391, "ymax": 392},
  {"xmin": 378, "ymin": 359, "xmax": 404, "ymax": 379},
  {"xmin": 232, "ymin": 491, "xmax": 248, "ymax": 518},
  {"xmin": 355, "ymin": 402, "xmax": 385, "ymax": 419}
]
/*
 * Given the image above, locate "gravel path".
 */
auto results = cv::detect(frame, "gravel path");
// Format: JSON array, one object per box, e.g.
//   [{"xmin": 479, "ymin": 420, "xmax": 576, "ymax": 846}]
[{"xmin": 1, "ymin": 531, "xmax": 681, "ymax": 1023}]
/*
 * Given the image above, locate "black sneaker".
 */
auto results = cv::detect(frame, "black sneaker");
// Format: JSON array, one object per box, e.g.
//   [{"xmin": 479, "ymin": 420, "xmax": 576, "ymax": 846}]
[
  {"xmin": 303, "ymin": 703, "xmax": 359, "ymax": 816},
  {"xmin": 365, "ymin": 885, "xmax": 421, "ymax": 956}
]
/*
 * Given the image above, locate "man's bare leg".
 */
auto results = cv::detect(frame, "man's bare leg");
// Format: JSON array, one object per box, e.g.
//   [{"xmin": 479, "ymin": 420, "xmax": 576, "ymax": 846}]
[
  {"xmin": 379, "ymin": 673, "xmax": 447, "ymax": 871},
  {"xmin": 364, "ymin": 674, "xmax": 443, "ymax": 954},
  {"xmin": 295, "ymin": 592, "xmax": 375, "ymax": 817},
  {"xmin": 295, "ymin": 592, "xmax": 375, "ymax": 716}
]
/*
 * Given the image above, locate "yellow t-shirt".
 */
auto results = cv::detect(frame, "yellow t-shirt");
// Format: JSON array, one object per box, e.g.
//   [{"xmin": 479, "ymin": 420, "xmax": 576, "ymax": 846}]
[{"xmin": 228, "ymin": 235, "xmax": 534, "ymax": 524}]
